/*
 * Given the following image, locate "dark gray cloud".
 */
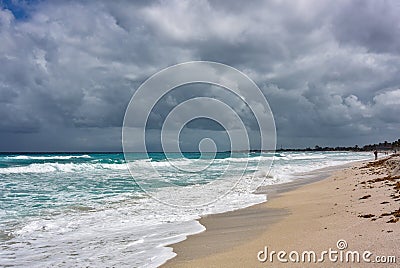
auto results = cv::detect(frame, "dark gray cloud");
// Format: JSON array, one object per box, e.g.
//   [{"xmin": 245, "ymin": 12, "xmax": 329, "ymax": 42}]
[
  {"xmin": 332, "ymin": 0, "xmax": 400, "ymax": 54},
  {"xmin": 0, "ymin": 0, "xmax": 399, "ymax": 151}
]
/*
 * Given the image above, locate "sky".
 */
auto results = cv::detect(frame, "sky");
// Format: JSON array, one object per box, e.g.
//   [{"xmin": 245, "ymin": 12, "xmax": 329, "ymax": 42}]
[{"xmin": 0, "ymin": 0, "xmax": 400, "ymax": 152}]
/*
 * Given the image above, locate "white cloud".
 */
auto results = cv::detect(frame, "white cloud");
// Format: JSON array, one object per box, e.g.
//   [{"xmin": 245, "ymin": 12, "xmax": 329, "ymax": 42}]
[{"xmin": 373, "ymin": 89, "xmax": 400, "ymax": 106}]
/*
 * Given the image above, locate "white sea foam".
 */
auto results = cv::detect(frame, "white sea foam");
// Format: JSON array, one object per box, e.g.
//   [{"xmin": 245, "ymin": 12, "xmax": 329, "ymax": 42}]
[
  {"xmin": 0, "ymin": 162, "xmax": 128, "ymax": 174},
  {"xmin": 2, "ymin": 176, "xmax": 265, "ymax": 267}
]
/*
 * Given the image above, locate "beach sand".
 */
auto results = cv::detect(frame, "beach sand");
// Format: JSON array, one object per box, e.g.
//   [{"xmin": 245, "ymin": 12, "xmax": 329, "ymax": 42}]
[{"xmin": 163, "ymin": 155, "xmax": 400, "ymax": 267}]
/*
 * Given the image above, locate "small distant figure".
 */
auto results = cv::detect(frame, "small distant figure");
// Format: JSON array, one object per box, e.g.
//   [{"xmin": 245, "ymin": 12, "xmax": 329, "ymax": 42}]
[{"xmin": 374, "ymin": 150, "xmax": 378, "ymax": 160}]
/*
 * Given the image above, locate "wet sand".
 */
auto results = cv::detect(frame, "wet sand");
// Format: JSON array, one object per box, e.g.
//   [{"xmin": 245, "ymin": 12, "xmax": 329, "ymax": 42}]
[{"xmin": 163, "ymin": 155, "xmax": 400, "ymax": 267}]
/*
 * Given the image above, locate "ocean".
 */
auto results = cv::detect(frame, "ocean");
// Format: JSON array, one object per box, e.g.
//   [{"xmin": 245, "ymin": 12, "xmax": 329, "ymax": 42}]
[{"xmin": 0, "ymin": 151, "xmax": 370, "ymax": 267}]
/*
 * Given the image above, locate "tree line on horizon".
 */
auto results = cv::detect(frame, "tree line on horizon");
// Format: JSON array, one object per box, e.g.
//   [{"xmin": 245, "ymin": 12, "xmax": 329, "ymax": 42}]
[{"xmin": 277, "ymin": 139, "xmax": 400, "ymax": 152}]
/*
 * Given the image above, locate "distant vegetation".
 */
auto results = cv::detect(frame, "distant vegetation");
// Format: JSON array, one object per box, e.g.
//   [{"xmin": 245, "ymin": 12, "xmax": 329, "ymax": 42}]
[{"xmin": 277, "ymin": 139, "xmax": 400, "ymax": 152}]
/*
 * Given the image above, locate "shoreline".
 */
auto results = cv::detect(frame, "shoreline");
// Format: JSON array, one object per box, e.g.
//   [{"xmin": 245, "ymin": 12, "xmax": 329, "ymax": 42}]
[
  {"xmin": 163, "ymin": 156, "xmax": 400, "ymax": 267},
  {"xmin": 161, "ymin": 163, "xmax": 349, "ymax": 266}
]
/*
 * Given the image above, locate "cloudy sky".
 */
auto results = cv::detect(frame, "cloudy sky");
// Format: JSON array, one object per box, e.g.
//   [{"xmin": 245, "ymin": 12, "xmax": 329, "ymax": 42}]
[{"xmin": 1, "ymin": 0, "xmax": 399, "ymax": 152}]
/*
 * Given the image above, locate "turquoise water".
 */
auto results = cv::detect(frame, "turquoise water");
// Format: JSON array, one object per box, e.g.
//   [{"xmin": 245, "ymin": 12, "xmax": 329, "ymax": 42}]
[
  {"xmin": 0, "ymin": 151, "xmax": 246, "ymax": 228},
  {"xmin": 1, "ymin": 153, "xmax": 134, "ymax": 226},
  {"xmin": 0, "ymin": 151, "xmax": 370, "ymax": 267}
]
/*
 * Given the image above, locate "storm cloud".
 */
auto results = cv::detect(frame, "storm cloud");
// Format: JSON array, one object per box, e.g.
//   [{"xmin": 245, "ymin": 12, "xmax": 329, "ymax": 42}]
[{"xmin": 1, "ymin": 0, "xmax": 399, "ymax": 151}]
